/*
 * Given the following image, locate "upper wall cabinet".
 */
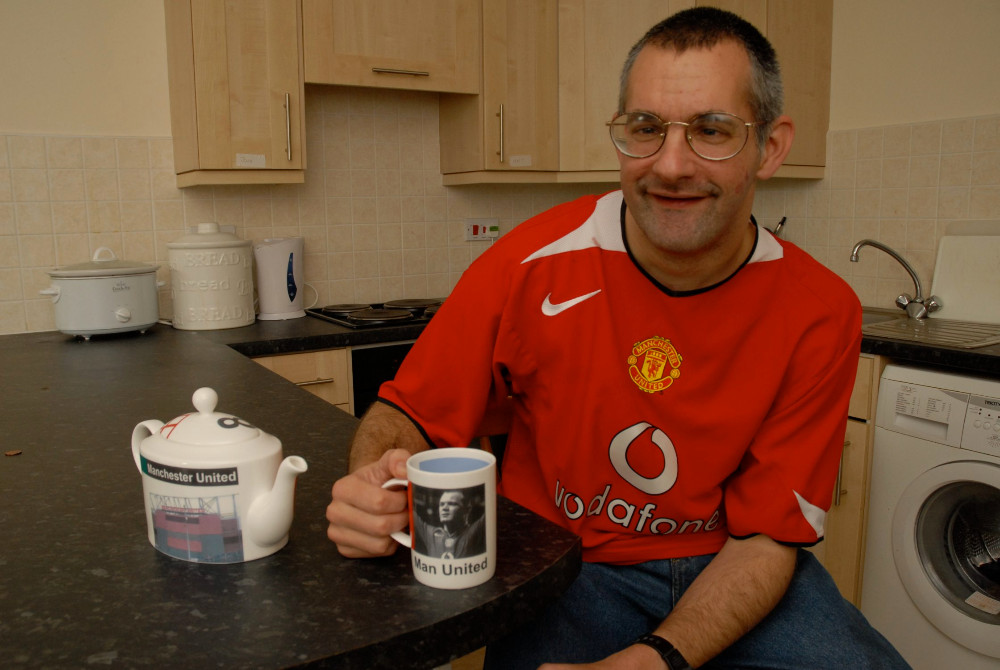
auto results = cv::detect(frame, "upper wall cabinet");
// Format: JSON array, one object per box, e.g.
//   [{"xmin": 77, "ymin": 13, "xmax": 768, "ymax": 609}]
[
  {"xmin": 440, "ymin": 0, "xmax": 831, "ymax": 185},
  {"xmin": 302, "ymin": 0, "xmax": 481, "ymax": 94},
  {"xmin": 163, "ymin": 0, "xmax": 306, "ymax": 187}
]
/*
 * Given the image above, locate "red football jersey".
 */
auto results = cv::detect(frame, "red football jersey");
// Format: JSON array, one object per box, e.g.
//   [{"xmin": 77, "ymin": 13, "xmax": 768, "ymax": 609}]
[{"xmin": 380, "ymin": 191, "xmax": 862, "ymax": 564}]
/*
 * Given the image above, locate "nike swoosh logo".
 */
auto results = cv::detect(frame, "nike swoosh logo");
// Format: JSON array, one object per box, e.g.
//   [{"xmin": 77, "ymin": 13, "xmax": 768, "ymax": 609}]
[{"xmin": 541, "ymin": 290, "xmax": 602, "ymax": 316}]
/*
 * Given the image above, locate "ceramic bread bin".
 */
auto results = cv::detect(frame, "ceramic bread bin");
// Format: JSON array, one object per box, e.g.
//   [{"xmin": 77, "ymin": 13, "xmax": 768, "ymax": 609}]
[{"xmin": 131, "ymin": 387, "xmax": 307, "ymax": 563}]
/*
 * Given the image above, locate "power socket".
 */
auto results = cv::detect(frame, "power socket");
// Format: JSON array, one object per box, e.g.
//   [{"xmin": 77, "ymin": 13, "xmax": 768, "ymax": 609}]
[{"xmin": 465, "ymin": 218, "xmax": 499, "ymax": 241}]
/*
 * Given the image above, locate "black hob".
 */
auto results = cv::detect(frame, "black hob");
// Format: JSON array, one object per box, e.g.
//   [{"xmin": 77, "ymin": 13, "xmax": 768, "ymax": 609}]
[{"xmin": 307, "ymin": 299, "xmax": 442, "ymax": 329}]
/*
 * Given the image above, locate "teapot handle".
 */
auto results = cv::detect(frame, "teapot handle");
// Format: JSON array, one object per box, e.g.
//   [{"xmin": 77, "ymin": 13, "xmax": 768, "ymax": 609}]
[{"xmin": 131, "ymin": 420, "xmax": 164, "ymax": 471}]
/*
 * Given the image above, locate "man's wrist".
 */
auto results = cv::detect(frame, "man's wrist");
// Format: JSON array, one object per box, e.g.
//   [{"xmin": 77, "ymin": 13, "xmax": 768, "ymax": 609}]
[{"xmin": 634, "ymin": 633, "xmax": 691, "ymax": 670}]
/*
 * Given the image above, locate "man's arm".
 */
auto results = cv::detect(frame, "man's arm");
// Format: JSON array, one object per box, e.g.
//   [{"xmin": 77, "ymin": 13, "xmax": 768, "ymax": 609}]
[
  {"xmin": 326, "ymin": 402, "xmax": 432, "ymax": 558},
  {"xmin": 347, "ymin": 401, "xmax": 431, "ymax": 472},
  {"xmin": 541, "ymin": 534, "xmax": 797, "ymax": 670}
]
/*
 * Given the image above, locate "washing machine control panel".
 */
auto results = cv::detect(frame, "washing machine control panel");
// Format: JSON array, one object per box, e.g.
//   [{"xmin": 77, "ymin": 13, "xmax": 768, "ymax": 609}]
[{"xmin": 962, "ymin": 395, "xmax": 1000, "ymax": 458}]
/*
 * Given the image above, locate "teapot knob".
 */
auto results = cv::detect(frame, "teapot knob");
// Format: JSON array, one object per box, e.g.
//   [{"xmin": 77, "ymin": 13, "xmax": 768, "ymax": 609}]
[{"xmin": 192, "ymin": 387, "xmax": 219, "ymax": 415}]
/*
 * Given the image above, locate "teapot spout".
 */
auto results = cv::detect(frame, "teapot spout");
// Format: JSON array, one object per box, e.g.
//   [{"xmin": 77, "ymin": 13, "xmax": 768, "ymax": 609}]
[{"xmin": 246, "ymin": 455, "xmax": 308, "ymax": 548}]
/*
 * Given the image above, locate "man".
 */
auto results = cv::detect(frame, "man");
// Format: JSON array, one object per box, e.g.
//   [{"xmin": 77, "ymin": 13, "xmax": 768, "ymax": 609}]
[
  {"xmin": 327, "ymin": 8, "xmax": 909, "ymax": 669},
  {"xmin": 414, "ymin": 489, "xmax": 486, "ymax": 559}
]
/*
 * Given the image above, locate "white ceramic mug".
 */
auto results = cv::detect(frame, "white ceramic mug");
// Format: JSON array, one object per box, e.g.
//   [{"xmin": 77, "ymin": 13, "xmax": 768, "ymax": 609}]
[{"xmin": 382, "ymin": 448, "xmax": 497, "ymax": 589}]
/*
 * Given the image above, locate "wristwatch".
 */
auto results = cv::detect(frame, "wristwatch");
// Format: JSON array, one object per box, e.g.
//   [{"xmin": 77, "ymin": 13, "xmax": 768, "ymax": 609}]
[{"xmin": 634, "ymin": 633, "xmax": 692, "ymax": 670}]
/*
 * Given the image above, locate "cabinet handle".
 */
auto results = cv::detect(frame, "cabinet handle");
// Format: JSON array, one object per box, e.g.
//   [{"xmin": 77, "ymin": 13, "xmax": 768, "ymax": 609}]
[
  {"xmin": 371, "ymin": 67, "xmax": 430, "ymax": 77},
  {"xmin": 296, "ymin": 378, "xmax": 335, "ymax": 387},
  {"xmin": 834, "ymin": 439, "xmax": 850, "ymax": 506},
  {"xmin": 284, "ymin": 93, "xmax": 292, "ymax": 161},
  {"xmin": 496, "ymin": 104, "xmax": 504, "ymax": 164}
]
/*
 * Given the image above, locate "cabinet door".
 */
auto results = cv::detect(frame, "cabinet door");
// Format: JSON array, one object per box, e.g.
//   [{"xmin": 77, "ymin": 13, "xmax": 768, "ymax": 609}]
[
  {"xmin": 440, "ymin": 0, "xmax": 560, "ymax": 173},
  {"xmin": 164, "ymin": 0, "xmax": 306, "ymax": 186},
  {"xmin": 254, "ymin": 349, "xmax": 351, "ymax": 412},
  {"xmin": 822, "ymin": 418, "xmax": 870, "ymax": 604},
  {"xmin": 765, "ymin": 0, "xmax": 832, "ymax": 170},
  {"xmin": 303, "ymin": 0, "xmax": 481, "ymax": 94},
  {"xmin": 558, "ymin": 0, "xmax": 696, "ymax": 172}
]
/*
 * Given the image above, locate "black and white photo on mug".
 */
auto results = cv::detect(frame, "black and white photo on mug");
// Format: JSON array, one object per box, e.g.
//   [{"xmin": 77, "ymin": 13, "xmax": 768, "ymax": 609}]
[{"xmin": 411, "ymin": 484, "xmax": 486, "ymax": 559}]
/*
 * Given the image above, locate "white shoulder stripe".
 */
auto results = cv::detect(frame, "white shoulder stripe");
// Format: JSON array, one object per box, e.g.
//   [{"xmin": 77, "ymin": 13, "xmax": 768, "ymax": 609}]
[
  {"xmin": 521, "ymin": 191, "xmax": 626, "ymax": 264},
  {"xmin": 750, "ymin": 226, "xmax": 784, "ymax": 263},
  {"xmin": 794, "ymin": 490, "xmax": 826, "ymax": 539}
]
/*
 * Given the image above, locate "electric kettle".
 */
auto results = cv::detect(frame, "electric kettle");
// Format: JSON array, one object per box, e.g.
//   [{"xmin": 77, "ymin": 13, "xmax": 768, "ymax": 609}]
[
  {"xmin": 254, "ymin": 237, "xmax": 307, "ymax": 320},
  {"xmin": 131, "ymin": 387, "xmax": 307, "ymax": 563}
]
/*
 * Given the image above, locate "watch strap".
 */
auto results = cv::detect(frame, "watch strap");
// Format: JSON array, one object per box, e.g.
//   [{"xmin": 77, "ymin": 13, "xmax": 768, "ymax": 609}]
[{"xmin": 634, "ymin": 633, "xmax": 691, "ymax": 670}]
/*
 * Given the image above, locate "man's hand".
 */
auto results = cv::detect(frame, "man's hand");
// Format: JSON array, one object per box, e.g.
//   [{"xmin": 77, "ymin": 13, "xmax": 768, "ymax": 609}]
[{"xmin": 326, "ymin": 448, "xmax": 411, "ymax": 558}]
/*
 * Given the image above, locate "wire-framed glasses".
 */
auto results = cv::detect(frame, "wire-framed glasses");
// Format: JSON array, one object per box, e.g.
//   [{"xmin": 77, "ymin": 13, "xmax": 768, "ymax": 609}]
[{"xmin": 607, "ymin": 111, "xmax": 759, "ymax": 161}]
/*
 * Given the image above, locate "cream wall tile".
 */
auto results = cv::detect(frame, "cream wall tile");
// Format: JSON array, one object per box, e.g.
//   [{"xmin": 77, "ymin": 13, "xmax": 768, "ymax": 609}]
[
  {"xmin": 0, "ymin": 301, "xmax": 27, "ymax": 334},
  {"xmin": 49, "ymin": 169, "xmax": 85, "ymax": 201},
  {"xmin": 0, "ymin": 169, "xmax": 11, "ymax": 202},
  {"xmin": 857, "ymin": 128, "xmax": 884, "ymax": 159},
  {"xmin": 909, "ymin": 156, "xmax": 939, "ymax": 187},
  {"xmin": 83, "ymin": 138, "xmax": 117, "ymax": 168},
  {"xmin": 0, "ymin": 236, "xmax": 20, "ymax": 267},
  {"xmin": 884, "ymin": 126, "xmax": 912, "ymax": 157},
  {"xmin": 6, "ymin": 107, "xmax": 1000, "ymax": 333},
  {"xmin": 939, "ymin": 153, "xmax": 972, "ymax": 187},
  {"xmin": 51, "ymin": 202, "xmax": 88, "ymax": 234},
  {"xmin": 911, "ymin": 123, "xmax": 942, "ymax": 155},
  {"xmin": 12, "ymin": 170, "xmax": 49, "ymax": 201},
  {"xmin": 16, "ymin": 203, "xmax": 52, "ymax": 235},
  {"xmin": 942, "ymin": 119, "xmax": 975, "ymax": 153},
  {"xmin": 117, "ymin": 139, "xmax": 150, "ymax": 168},
  {"xmin": 8, "ymin": 136, "xmax": 46, "ymax": 168},
  {"xmin": 972, "ymin": 152, "xmax": 1000, "ymax": 185},
  {"xmin": 0, "ymin": 203, "xmax": 12, "ymax": 235},
  {"xmin": 0, "ymin": 267, "xmax": 24, "ymax": 300},
  {"xmin": 46, "ymin": 137, "xmax": 83, "ymax": 168},
  {"xmin": 975, "ymin": 117, "xmax": 1000, "ymax": 152}
]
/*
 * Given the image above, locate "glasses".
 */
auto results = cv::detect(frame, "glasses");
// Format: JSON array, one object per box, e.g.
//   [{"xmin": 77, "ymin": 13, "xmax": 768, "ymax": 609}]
[{"xmin": 608, "ymin": 111, "xmax": 759, "ymax": 161}]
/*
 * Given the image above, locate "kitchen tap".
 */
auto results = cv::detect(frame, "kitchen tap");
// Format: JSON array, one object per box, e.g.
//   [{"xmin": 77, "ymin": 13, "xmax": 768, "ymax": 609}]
[{"xmin": 850, "ymin": 239, "xmax": 942, "ymax": 319}]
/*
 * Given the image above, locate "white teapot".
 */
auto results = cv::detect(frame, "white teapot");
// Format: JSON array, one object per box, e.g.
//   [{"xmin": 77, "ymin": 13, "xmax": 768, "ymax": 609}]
[{"xmin": 131, "ymin": 387, "xmax": 307, "ymax": 563}]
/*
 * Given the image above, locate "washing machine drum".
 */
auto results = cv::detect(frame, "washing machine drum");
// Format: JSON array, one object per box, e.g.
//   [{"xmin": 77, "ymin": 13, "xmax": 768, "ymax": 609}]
[{"xmin": 892, "ymin": 461, "xmax": 1000, "ymax": 658}]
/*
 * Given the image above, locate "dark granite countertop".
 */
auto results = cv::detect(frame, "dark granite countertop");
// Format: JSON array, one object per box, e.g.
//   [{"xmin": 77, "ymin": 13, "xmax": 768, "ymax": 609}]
[{"xmin": 0, "ymin": 324, "xmax": 581, "ymax": 669}]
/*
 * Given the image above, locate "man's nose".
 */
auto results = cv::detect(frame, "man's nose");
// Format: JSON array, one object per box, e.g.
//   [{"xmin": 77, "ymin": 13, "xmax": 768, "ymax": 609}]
[{"xmin": 649, "ymin": 125, "xmax": 697, "ymax": 179}]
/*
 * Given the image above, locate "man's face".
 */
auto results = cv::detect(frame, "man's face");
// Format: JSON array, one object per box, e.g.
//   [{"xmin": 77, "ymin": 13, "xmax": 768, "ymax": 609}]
[
  {"xmin": 439, "ymin": 491, "xmax": 466, "ymax": 524},
  {"xmin": 617, "ymin": 41, "xmax": 765, "ymax": 269}
]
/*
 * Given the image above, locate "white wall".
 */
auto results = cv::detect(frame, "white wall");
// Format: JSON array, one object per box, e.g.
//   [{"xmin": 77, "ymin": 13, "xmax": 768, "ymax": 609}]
[
  {"xmin": 2, "ymin": 1, "xmax": 1000, "ymax": 137},
  {"xmin": 830, "ymin": 0, "xmax": 1000, "ymax": 129},
  {"xmin": 0, "ymin": 0, "xmax": 171, "ymax": 136}
]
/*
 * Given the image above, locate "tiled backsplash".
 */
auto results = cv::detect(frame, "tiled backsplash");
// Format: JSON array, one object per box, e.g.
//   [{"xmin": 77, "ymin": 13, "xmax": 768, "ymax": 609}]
[{"xmin": 2, "ymin": 84, "xmax": 999, "ymax": 334}]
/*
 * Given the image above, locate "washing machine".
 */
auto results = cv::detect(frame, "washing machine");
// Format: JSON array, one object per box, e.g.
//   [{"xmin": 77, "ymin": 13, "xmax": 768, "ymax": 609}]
[{"xmin": 861, "ymin": 364, "xmax": 1000, "ymax": 669}]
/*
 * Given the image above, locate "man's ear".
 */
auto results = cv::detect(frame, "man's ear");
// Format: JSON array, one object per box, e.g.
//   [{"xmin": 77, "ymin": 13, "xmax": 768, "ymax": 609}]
[{"xmin": 755, "ymin": 114, "xmax": 795, "ymax": 180}]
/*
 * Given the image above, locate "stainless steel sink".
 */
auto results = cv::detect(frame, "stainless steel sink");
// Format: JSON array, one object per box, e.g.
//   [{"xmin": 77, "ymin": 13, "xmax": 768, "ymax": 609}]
[{"xmin": 862, "ymin": 312, "xmax": 1000, "ymax": 349}]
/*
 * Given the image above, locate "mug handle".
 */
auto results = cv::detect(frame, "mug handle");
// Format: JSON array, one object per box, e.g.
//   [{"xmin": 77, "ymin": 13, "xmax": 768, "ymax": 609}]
[{"xmin": 381, "ymin": 478, "xmax": 412, "ymax": 547}]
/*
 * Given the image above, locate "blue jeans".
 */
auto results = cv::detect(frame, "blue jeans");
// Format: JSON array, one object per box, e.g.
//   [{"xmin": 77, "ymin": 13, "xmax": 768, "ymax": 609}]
[{"xmin": 484, "ymin": 550, "xmax": 910, "ymax": 669}]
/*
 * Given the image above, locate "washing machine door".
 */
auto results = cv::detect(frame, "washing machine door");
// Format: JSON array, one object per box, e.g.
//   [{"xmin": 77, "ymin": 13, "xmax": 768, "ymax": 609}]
[{"xmin": 892, "ymin": 460, "xmax": 1000, "ymax": 658}]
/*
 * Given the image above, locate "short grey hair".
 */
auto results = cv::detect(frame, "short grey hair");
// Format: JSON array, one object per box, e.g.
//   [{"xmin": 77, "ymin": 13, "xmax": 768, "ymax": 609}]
[{"xmin": 618, "ymin": 7, "xmax": 783, "ymax": 150}]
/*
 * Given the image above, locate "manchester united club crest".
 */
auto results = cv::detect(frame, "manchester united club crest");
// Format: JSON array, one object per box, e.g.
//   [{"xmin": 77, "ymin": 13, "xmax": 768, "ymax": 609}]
[{"xmin": 627, "ymin": 336, "xmax": 682, "ymax": 393}]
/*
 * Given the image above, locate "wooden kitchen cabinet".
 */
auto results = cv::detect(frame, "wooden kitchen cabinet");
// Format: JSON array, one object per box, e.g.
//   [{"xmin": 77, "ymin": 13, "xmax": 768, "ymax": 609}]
[
  {"xmin": 440, "ymin": 0, "xmax": 830, "ymax": 184},
  {"xmin": 302, "ymin": 0, "xmax": 481, "ymax": 94},
  {"xmin": 163, "ymin": 0, "xmax": 306, "ymax": 187},
  {"xmin": 253, "ymin": 349, "xmax": 352, "ymax": 413},
  {"xmin": 813, "ymin": 354, "xmax": 886, "ymax": 605}
]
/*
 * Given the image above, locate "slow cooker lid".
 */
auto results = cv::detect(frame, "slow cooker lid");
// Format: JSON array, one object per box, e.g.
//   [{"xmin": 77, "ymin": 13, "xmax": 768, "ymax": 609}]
[{"xmin": 47, "ymin": 247, "xmax": 159, "ymax": 278}]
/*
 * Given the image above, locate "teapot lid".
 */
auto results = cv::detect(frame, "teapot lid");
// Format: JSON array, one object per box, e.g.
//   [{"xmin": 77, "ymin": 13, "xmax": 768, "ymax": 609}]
[{"xmin": 163, "ymin": 387, "xmax": 261, "ymax": 445}]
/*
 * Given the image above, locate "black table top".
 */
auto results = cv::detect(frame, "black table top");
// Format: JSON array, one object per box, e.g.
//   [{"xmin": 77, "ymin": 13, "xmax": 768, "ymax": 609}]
[{"xmin": 0, "ymin": 325, "xmax": 581, "ymax": 669}]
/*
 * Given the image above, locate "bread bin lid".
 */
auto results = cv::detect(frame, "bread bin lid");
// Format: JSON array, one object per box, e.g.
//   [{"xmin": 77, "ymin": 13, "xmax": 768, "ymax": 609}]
[
  {"xmin": 167, "ymin": 222, "xmax": 251, "ymax": 249},
  {"xmin": 47, "ymin": 247, "xmax": 159, "ymax": 278}
]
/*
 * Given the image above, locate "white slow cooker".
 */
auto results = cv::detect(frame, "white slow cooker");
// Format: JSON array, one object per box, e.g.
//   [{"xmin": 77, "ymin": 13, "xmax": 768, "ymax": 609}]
[{"xmin": 41, "ymin": 247, "xmax": 162, "ymax": 339}]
